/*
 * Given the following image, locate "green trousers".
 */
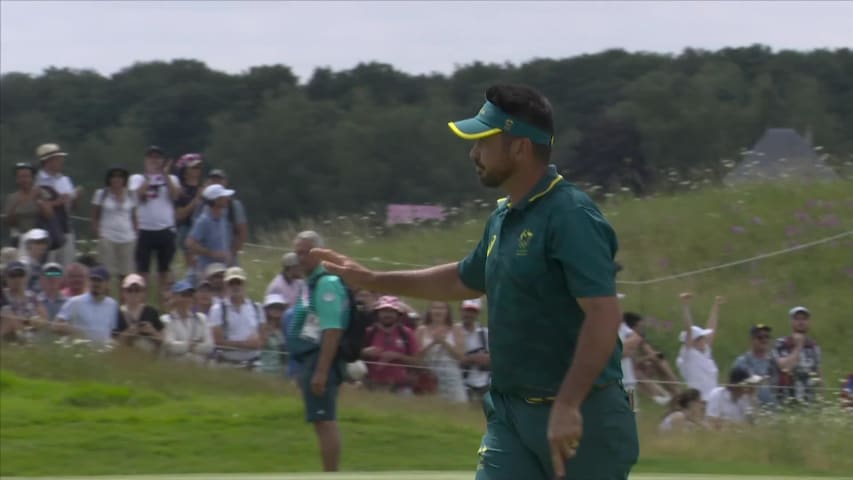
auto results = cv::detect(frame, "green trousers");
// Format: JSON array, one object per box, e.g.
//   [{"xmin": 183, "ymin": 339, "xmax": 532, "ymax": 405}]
[{"xmin": 475, "ymin": 384, "xmax": 639, "ymax": 480}]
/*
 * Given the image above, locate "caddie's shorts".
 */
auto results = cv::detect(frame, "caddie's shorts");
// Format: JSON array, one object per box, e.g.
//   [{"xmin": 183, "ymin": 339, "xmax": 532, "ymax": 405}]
[
  {"xmin": 475, "ymin": 383, "xmax": 639, "ymax": 480},
  {"xmin": 297, "ymin": 352, "xmax": 343, "ymax": 423}
]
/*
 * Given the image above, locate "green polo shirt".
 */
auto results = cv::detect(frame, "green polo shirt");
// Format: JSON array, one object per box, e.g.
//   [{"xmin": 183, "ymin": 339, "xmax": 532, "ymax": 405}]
[
  {"xmin": 286, "ymin": 266, "xmax": 349, "ymax": 358},
  {"xmin": 458, "ymin": 165, "xmax": 622, "ymax": 398}
]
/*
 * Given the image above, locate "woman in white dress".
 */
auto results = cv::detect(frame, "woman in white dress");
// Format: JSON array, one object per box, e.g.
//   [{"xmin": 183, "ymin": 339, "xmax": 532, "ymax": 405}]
[
  {"xmin": 416, "ymin": 301, "xmax": 468, "ymax": 403},
  {"xmin": 676, "ymin": 293, "xmax": 723, "ymax": 401}
]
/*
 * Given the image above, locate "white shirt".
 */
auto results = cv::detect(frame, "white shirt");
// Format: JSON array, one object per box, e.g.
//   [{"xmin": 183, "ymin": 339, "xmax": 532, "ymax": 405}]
[
  {"xmin": 36, "ymin": 170, "xmax": 76, "ymax": 197},
  {"xmin": 677, "ymin": 346, "xmax": 719, "ymax": 401},
  {"xmin": 92, "ymin": 189, "xmax": 138, "ymax": 243},
  {"xmin": 207, "ymin": 297, "xmax": 262, "ymax": 361},
  {"xmin": 265, "ymin": 275, "xmax": 304, "ymax": 308},
  {"xmin": 162, "ymin": 311, "xmax": 214, "ymax": 363},
  {"xmin": 619, "ymin": 323, "xmax": 637, "ymax": 389},
  {"xmin": 128, "ymin": 173, "xmax": 179, "ymax": 230},
  {"xmin": 706, "ymin": 386, "xmax": 752, "ymax": 423},
  {"xmin": 56, "ymin": 293, "xmax": 118, "ymax": 342},
  {"xmin": 463, "ymin": 325, "xmax": 490, "ymax": 388}
]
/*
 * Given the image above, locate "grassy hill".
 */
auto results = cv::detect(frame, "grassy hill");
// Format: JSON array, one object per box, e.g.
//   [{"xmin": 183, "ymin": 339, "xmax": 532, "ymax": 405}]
[{"xmin": 2, "ymin": 180, "xmax": 851, "ymax": 477}]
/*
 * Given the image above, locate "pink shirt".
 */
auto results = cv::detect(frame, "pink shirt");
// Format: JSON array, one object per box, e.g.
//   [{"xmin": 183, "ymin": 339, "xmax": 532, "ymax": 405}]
[{"xmin": 365, "ymin": 324, "xmax": 417, "ymax": 387}]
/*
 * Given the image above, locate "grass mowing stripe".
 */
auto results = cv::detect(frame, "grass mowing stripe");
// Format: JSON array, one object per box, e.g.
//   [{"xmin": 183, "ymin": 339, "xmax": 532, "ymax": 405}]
[{"xmin": 1, "ymin": 474, "xmax": 850, "ymax": 480}]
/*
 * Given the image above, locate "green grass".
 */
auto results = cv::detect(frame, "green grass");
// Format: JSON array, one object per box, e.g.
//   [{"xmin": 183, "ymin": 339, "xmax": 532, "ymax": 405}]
[{"xmin": 2, "ymin": 181, "xmax": 852, "ymax": 477}]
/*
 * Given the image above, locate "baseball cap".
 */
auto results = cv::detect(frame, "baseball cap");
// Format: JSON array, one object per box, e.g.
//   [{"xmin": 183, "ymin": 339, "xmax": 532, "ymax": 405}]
[
  {"xmin": 281, "ymin": 252, "xmax": 299, "ymax": 267},
  {"xmin": 43, "ymin": 262, "xmax": 64, "ymax": 277},
  {"xmin": 24, "ymin": 228, "xmax": 49, "ymax": 242},
  {"xmin": 224, "ymin": 266, "xmax": 247, "ymax": 282},
  {"xmin": 750, "ymin": 324, "xmax": 772, "ymax": 336},
  {"xmin": 372, "ymin": 295, "xmax": 404, "ymax": 313},
  {"xmin": 202, "ymin": 184, "xmax": 235, "ymax": 201},
  {"xmin": 448, "ymin": 99, "xmax": 554, "ymax": 146},
  {"xmin": 171, "ymin": 280, "xmax": 195, "ymax": 294},
  {"xmin": 121, "ymin": 273, "xmax": 146, "ymax": 289},
  {"xmin": 36, "ymin": 143, "xmax": 68, "ymax": 161},
  {"xmin": 178, "ymin": 153, "xmax": 203, "ymax": 168},
  {"xmin": 145, "ymin": 145, "xmax": 165, "ymax": 156},
  {"xmin": 204, "ymin": 263, "xmax": 227, "ymax": 278},
  {"xmin": 209, "ymin": 168, "xmax": 227, "ymax": 179},
  {"xmin": 14, "ymin": 162, "xmax": 36, "ymax": 173},
  {"xmin": 4, "ymin": 260, "xmax": 27, "ymax": 275},
  {"xmin": 462, "ymin": 298, "xmax": 482, "ymax": 311},
  {"xmin": 679, "ymin": 325, "xmax": 714, "ymax": 343},
  {"xmin": 789, "ymin": 306, "xmax": 811, "ymax": 317},
  {"xmin": 89, "ymin": 265, "xmax": 110, "ymax": 281},
  {"xmin": 263, "ymin": 294, "xmax": 287, "ymax": 308},
  {"xmin": 729, "ymin": 366, "xmax": 763, "ymax": 386}
]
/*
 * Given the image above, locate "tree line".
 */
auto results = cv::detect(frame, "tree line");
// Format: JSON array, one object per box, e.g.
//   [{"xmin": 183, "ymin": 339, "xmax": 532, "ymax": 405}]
[{"xmin": 1, "ymin": 44, "xmax": 851, "ymax": 225}]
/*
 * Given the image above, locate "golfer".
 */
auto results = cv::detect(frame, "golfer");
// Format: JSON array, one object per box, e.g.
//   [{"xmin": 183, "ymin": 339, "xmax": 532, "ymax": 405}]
[{"xmin": 312, "ymin": 84, "xmax": 638, "ymax": 480}]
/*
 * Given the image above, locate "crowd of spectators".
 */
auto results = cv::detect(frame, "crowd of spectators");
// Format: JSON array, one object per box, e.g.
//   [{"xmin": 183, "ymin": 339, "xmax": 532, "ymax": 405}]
[{"xmin": 1, "ymin": 142, "xmax": 847, "ymax": 413}]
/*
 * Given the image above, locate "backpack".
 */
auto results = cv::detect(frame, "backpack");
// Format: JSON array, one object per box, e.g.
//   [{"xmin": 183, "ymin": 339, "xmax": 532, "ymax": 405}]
[{"xmin": 307, "ymin": 272, "xmax": 371, "ymax": 363}]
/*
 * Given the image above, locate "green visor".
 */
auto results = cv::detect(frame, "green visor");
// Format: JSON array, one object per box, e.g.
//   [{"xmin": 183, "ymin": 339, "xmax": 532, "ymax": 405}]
[{"xmin": 448, "ymin": 100, "xmax": 554, "ymax": 145}]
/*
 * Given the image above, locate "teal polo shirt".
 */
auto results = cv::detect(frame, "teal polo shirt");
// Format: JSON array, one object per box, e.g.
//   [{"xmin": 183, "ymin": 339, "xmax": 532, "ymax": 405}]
[
  {"xmin": 458, "ymin": 165, "xmax": 623, "ymax": 398},
  {"xmin": 286, "ymin": 266, "xmax": 349, "ymax": 358}
]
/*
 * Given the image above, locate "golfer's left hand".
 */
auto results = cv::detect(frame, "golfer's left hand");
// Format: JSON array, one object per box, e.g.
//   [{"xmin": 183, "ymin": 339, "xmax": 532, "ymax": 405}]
[
  {"xmin": 547, "ymin": 401, "xmax": 583, "ymax": 479},
  {"xmin": 310, "ymin": 370, "xmax": 328, "ymax": 396}
]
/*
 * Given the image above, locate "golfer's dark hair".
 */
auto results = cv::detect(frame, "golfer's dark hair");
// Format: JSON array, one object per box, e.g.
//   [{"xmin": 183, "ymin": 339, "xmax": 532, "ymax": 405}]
[
  {"xmin": 623, "ymin": 312, "xmax": 643, "ymax": 329},
  {"xmin": 486, "ymin": 84, "xmax": 554, "ymax": 162}
]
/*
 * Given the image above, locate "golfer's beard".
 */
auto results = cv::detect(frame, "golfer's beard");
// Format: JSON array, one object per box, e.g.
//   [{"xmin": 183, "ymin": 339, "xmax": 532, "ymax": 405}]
[{"xmin": 478, "ymin": 167, "xmax": 511, "ymax": 188}]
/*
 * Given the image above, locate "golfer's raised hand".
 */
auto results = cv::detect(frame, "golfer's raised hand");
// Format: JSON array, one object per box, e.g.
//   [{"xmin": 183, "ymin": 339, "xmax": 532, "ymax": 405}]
[
  {"xmin": 310, "ymin": 248, "xmax": 375, "ymax": 289},
  {"xmin": 547, "ymin": 401, "xmax": 582, "ymax": 479}
]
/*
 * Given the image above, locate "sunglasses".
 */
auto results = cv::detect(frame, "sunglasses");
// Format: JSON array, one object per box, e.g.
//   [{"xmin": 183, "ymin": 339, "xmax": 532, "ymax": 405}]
[
  {"xmin": 227, "ymin": 279, "xmax": 244, "ymax": 286},
  {"xmin": 179, "ymin": 291, "xmax": 195, "ymax": 298},
  {"xmin": 6, "ymin": 271, "xmax": 26, "ymax": 278},
  {"xmin": 126, "ymin": 287, "xmax": 144, "ymax": 293},
  {"xmin": 755, "ymin": 335, "xmax": 770, "ymax": 340}
]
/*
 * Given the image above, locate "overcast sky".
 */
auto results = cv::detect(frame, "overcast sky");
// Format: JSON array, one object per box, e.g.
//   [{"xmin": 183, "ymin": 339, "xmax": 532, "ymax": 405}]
[{"xmin": 2, "ymin": 1, "xmax": 852, "ymax": 82}]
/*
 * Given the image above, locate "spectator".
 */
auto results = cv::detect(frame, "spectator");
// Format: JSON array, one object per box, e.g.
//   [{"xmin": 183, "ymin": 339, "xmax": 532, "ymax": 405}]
[
  {"xmin": 459, "ymin": 298, "xmax": 491, "ymax": 404},
  {"xmin": 3, "ymin": 162, "xmax": 52, "ymax": 247},
  {"xmin": 34, "ymin": 143, "xmax": 80, "ymax": 265},
  {"xmin": 91, "ymin": 166, "xmax": 137, "ymax": 292},
  {"xmin": 114, "ymin": 274, "xmax": 164, "ymax": 353},
  {"xmin": 658, "ymin": 388, "xmax": 707, "ymax": 433},
  {"xmin": 733, "ymin": 324, "xmax": 778, "ymax": 408},
  {"xmin": 206, "ymin": 169, "xmax": 248, "ymax": 266},
  {"xmin": 773, "ymin": 306, "xmax": 823, "ymax": 405},
  {"xmin": 361, "ymin": 296, "xmax": 420, "ymax": 396},
  {"xmin": 265, "ymin": 252, "xmax": 305, "ymax": 308},
  {"xmin": 162, "ymin": 280, "xmax": 214, "ymax": 364},
  {"xmin": 186, "ymin": 184, "xmax": 234, "ymax": 281},
  {"xmin": 677, "ymin": 293, "xmax": 722, "ymax": 401},
  {"xmin": 129, "ymin": 146, "xmax": 180, "ymax": 303},
  {"xmin": 281, "ymin": 306, "xmax": 302, "ymax": 381},
  {"xmin": 37, "ymin": 262, "xmax": 67, "ymax": 322},
  {"xmin": 0, "ymin": 261, "xmax": 49, "ymax": 343},
  {"xmin": 259, "ymin": 294, "xmax": 288, "ymax": 375},
  {"xmin": 19, "ymin": 228, "xmax": 51, "ymax": 294},
  {"xmin": 55, "ymin": 265, "xmax": 119, "ymax": 343},
  {"xmin": 0, "ymin": 247, "xmax": 20, "ymax": 292},
  {"xmin": 194, "ymin": 280, "xmax": 215, "ymax": 316},
  {"xmin": 841, "ymin": 373, "xmax": 853, "ymax": 411},
  {"xmin": 203, "ymin": 263, "xmax": 227, "ymax": 302},
  {"xmin": 416, "ymin": 301, "xmax": 467, "ymax": 403},
  {"xmin": 287, "ymin": 230, "xmax": 348, "ymax": 472},
  {"xmin": 706, "ymin": 366, "xmax": 762, "ymax": 430},
  {"xmin": 623, "ymin": 312, "xmax": 679, "ymax": 402},
  {"xmin": 208, "ymin": 267, "xmax": 263, "ymax": 368},
  {"xmin": 174, "ymin": 153, "xmax": 206, "ymax": 271},
  {"xmin": 60, "ymin": 262, "xmax": 88, "ymax": 298}
]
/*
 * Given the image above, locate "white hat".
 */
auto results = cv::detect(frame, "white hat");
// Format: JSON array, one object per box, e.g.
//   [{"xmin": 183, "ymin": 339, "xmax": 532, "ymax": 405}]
[
  {"xmin": 281, "ymin": 252, "xmax": 299, "ymax": 267},
  {"xmin": 679, "ymin": 325, "xmax": 714, "ymax": 343},
  {"xmin": 263, "ymin": 294, "xmax": 287, "ymax": 308},
  {"xmin": 617, "ymin": 293, "xmax": 627, "ymax": 300},
  {"xmin": 24, "ymin": 228, "xmax": 49, "ymax": 242},
  {"xmin": 202, "ymin": 184, "xmax": 235, "ymax": 201},
  {"xmin": 36, "ymin": 143, "xmax": 68, "ymax": 161},
  {"xmin": 462, "ymin": 298, "xmax": 482, "ymax": 311},
  {"xmin": 121, "ymin": 273, "xmax": 146, "ymax": 289},
  {"xmin": 224, "ymin": 266, "xmax": 247, "ymax": 282},
  {"xmin": 788, "ymin": 306, "xmax": 810, "ymax": 317},
  {"xmin": 204, "ymin": 262, "xmax": 227, "ymax": 278}
]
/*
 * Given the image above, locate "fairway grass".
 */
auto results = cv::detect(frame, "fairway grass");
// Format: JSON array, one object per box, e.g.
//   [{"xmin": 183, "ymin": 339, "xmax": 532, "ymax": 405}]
[{"xmin": 0, "ymin": 473, "xmax": 851, "ymax": 480}]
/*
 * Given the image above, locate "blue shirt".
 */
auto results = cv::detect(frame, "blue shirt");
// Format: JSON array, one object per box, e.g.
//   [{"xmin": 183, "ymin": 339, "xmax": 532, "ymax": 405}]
[
  {"xmin": 56, "ymin": 293, "xmax": 119, "ymax": 342},
  {"xmin": 189, "ymin": 209, "xmax": 230, "ymax": 272}
]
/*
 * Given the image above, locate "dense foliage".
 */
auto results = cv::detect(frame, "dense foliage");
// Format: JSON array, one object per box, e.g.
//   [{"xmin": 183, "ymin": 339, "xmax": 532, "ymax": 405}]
[{"xmin": 2, "ymin": 45, "xmax": 851, "ymax": 223}]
